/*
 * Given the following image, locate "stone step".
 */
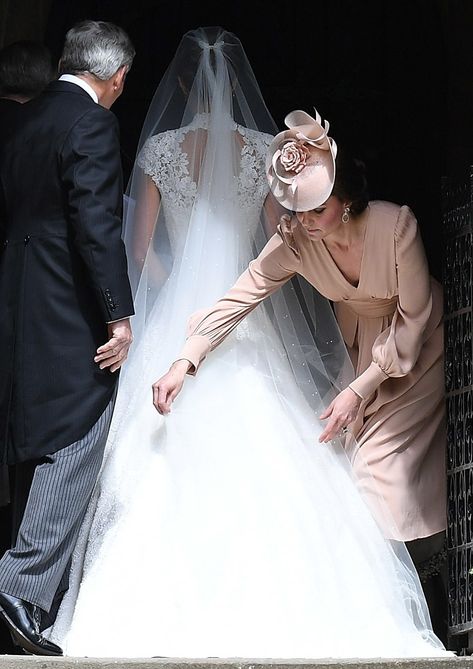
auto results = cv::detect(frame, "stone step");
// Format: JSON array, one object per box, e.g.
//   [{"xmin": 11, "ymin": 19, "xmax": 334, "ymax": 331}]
[{"xmin": 2, "ymin": 658, "xmax": 473, "ymax": 669}]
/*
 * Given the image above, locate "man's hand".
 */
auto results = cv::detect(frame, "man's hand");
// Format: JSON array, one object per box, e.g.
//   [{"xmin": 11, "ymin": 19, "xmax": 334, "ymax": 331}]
[
  {"xmin": 318, "ymin": 387, "xmax": 362, "ymax": 443},
  {"xmin": 152, "ymin": 360, "xmax": 190, "ymax": 415},
  {"xmin": 94, "ymin": 318, "xmax": 133, "ymax": 373}
]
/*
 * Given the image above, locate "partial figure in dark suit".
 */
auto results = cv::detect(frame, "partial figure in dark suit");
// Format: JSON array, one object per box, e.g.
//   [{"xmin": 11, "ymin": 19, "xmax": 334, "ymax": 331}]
[
  {"xmin": 0, "ymin": 21, "xmax": 135, "ymax": 656},
  {"xmin": 0, "ymin": 40, "xmax": 55, "ymax": 507},
  {"xmin": 0, "ymin": 39, "xmax": 55, "ymax": 657},
  {"xmin": 0, "ymin": 40, "xmax": 54, "ymax": 153}
]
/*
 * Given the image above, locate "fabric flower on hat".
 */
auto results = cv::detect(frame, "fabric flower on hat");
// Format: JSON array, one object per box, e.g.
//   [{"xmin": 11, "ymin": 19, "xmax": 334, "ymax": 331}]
[{"xmin": 277, "ymin": 140, "xmax": 310, "ymax": 177}]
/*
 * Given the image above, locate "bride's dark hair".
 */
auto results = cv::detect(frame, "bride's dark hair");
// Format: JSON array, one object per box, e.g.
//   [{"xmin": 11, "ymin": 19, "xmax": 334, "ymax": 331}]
[
  {"xmin": 332, "ymin": 149, "xmax": 369, "ymax": 215},
  {"xmin": 178, "ymin": 27, "xmax": 221, "ymax": 94}
]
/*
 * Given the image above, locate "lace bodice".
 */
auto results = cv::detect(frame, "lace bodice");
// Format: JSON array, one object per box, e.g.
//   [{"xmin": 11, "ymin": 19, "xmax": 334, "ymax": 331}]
[{"xmin": 136, "ymin": 114, "xmax": 273, "ymax": 251}]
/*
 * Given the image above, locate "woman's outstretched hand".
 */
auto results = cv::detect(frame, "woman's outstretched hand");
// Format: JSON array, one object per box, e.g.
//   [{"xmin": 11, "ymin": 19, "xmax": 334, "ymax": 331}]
[
  {"xmin": 152, "ymin": 360, "xmax": 190, "ymax": 415},
  {"xmin": 318, "ymin": 387, "xmax": 362, "ymax": 443}
]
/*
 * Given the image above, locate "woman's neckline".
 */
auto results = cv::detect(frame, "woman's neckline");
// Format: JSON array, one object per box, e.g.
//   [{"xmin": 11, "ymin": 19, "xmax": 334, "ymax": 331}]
[{"xmin": 320, "ymin": 205, "xmax": 371, "ymax": 290}]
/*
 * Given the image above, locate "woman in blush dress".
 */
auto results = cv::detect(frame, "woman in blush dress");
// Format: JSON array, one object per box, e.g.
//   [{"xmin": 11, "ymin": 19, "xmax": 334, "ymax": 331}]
[{"xmin": 156, "ymin": 112, "xmax": 448, "ymax": 643}]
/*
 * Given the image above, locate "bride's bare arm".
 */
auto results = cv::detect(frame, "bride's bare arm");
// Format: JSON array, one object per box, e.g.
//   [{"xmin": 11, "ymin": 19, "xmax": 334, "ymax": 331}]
[{"xmin": 132, "ymin": 173, "xmax": 162, "ymax": 275}]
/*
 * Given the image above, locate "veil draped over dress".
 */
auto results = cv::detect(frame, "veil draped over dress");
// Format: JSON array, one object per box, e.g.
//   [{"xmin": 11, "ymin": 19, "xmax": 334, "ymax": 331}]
[
  {"xmin": 48, "ymin": 28, "xmax": 448, "ymax": 658},
  {"xmin": 124, "ymin": 27, "xmax": 353, "ymax": 411}
]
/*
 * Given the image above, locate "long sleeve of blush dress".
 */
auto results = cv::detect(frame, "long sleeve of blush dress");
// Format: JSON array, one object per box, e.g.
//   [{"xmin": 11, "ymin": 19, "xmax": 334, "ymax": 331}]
[
  {"xmin": 177, "ymin": 230, "xmax": 299, "ymax": 374},
  {"xmin": 349, "ymin": 206, "xmax": 434, "ymax": 400}
]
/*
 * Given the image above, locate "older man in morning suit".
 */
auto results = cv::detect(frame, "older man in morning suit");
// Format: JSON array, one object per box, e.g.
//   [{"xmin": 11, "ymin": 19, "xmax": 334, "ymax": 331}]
[{"xmin": 0, "ymin": 21, "xmax": 135, "ymax": 655}]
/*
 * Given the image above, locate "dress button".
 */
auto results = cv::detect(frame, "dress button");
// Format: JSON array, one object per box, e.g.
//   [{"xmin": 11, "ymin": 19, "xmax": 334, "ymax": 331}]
[{"xmin": 24, "ymin": 235, "xmax": 30, "ymax": 245}]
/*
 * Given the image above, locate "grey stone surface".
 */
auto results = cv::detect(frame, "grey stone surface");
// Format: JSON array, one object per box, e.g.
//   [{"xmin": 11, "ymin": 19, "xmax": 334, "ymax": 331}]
[{"xmin": 1, "ymin": 658, "xmax": 473, "ymax": 669}]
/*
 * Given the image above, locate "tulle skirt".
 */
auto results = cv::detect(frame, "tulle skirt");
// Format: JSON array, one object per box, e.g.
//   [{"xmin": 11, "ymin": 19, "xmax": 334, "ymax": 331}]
[{"xmin": 49, "ymin": 319, "xmax": 449, "ymax": 658}]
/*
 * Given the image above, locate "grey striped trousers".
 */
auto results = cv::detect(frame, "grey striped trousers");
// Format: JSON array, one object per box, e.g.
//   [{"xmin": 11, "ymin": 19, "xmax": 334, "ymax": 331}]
[{"xmin": 0, "ymin": 397, "xmax": 114, "ymax": 612}]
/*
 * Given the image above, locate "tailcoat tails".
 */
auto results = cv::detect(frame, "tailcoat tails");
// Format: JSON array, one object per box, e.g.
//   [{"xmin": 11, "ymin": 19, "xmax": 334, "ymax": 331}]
[{"xmin": 0, "ymin": 81, "xmax": 134, "ymax": 465}]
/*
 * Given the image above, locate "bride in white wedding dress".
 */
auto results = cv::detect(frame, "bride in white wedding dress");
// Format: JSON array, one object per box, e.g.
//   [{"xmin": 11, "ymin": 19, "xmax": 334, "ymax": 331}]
[{"xmin": 50, "ymin": 27, "xmax": 450, "ymax": 658}]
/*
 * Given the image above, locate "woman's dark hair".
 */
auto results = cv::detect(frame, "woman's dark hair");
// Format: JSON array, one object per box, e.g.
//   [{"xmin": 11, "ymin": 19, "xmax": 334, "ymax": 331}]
[
  {"xmin": 332, "ymin": 149, "xmax": 369, "ymax": 216},
  {"xmin": 0, "ymin": 41, "xmax": 55, "ymax": 98}
]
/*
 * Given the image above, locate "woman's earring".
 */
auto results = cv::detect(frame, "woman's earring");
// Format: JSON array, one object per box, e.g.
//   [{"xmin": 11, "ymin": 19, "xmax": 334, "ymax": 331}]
[{"xmin": 342, "ymin": 206, "xmax": 350, "ymax": 224}]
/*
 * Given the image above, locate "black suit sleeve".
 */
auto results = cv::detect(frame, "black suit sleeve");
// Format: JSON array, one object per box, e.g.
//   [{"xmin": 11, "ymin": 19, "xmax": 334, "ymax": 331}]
[{"xmin": 60, "ymin": 106, "xmax": 134, "ymax": 322}]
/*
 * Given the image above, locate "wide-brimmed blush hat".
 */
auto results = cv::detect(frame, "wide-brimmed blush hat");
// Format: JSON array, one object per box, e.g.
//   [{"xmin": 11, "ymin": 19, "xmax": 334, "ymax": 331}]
[{"xmin": 266, "ymin": 109, "xmax": 337, "ymax": 212}]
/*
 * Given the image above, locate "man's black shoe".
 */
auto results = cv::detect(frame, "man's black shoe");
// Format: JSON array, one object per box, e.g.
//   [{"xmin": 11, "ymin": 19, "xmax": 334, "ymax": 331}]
[{"xmin": 0, "ymin": 591, "xmax": 63, "ymax": 655}]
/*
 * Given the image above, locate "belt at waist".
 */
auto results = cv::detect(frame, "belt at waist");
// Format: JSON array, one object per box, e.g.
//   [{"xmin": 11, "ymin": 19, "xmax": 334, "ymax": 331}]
[
  {"xmin": 337, "ymin": 296, "xmax": 398, "ymax": 319},
  {"xmin": 335, "ymin": 297, "xmax": 398, "ymax": 348}
]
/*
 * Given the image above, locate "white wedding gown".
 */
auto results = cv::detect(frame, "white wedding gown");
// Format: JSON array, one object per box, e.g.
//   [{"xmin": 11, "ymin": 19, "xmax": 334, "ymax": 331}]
[{"xmin": 50, "ymin": 115, "xmax": 449, "ymax": 658}]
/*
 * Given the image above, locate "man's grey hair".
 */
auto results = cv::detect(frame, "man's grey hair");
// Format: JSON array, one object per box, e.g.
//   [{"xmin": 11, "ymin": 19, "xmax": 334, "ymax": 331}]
[{"xmin": 59, "ymin": 20, "xmax": 135, "ymax": 81}]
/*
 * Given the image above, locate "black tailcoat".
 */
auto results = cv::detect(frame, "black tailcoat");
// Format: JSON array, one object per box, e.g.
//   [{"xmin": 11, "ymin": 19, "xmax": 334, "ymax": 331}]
[{"xmin": 0, "ymin": 81, "xmax": 134, "ymax": 465}]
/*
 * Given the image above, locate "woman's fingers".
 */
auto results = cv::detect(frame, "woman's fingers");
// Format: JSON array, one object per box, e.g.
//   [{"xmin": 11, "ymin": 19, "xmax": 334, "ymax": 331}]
[
  {"xmin": 318, "ymin": 416, "xmax": 343, "ymax": 443},
  {"xmin": 152, "ymin": 380, "xmax": 167, "ymax": 414},
  {"xmin": 319, "ymin": 402, "xmax": 337, "ymax": 441},
  {"xmin": 152, "ymin": 383, "xmax": 160, "ymax": 413},
  {"xmin": 169, "ymin": 387, "xmax": 181, "ymax": 404},
  {"xmin": 158, "ymin": 384, "xmax": 171, "ymax": 414},
  {"xmin": 152, "ymin": 371, "xmax": 185, "ymax": 415},
  {"xmin": 318, "ymin": 402, "xmax": 333, "ymax": 420},
  {"xmin": 318, "ymin": 387, "xmax": 361, "ymax": 443},
  {"xmin": 319, "ymin": 405, "xmax": 349, "ymax": 442}
]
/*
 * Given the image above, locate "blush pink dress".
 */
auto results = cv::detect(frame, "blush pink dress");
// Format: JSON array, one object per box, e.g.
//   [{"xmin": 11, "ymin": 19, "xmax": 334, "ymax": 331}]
[{"xmin": 179, "ymin": 200, "xmax": 446, "ymax": 541}]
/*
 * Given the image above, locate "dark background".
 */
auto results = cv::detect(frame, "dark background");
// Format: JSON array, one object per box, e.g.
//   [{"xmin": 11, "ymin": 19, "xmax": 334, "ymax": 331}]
[{"xmin": 0, "ymin": 0, "xmax": 471, "ymax": 276}]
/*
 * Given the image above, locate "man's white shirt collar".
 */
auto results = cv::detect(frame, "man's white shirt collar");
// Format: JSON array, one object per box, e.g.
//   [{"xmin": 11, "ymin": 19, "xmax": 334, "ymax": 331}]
[{"xmin": 58, "ymin": 75, "xmax": 99, "ymax": 104}]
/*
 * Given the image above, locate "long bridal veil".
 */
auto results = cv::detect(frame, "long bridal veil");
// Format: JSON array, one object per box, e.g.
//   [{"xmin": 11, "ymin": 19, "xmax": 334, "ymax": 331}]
[
  {"xmin": 49, "ymin": 27, "xmax": 445, "ymax": 656},
  {"xmin": 123, "ymin": 27, "xmax": 353, "ymax": 412}
]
